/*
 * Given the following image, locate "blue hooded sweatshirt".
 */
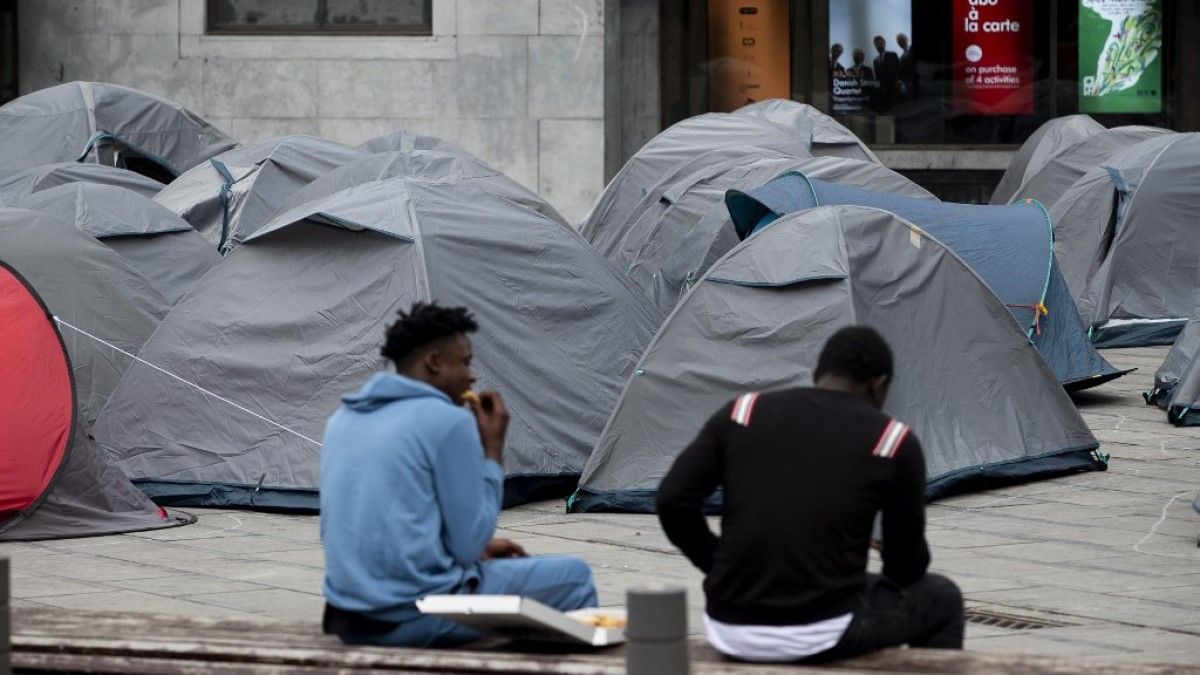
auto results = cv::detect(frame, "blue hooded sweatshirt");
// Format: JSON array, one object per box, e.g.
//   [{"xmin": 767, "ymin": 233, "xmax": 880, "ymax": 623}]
[{"xmin": 320, "ymin": 372, "xmax": 503, "ymax": 622}]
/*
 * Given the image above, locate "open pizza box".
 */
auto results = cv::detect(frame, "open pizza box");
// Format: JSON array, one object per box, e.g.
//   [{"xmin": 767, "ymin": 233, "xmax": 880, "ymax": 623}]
[{"xmin": 416, "ymin": 595, "xmax": 626, "ymax": 647}]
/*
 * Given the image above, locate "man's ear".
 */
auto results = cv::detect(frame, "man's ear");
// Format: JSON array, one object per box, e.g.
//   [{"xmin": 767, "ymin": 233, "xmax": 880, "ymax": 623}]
[
  {"xmin": 870, "ymin": 374, "xmax": 891, "ymax": 407},
  {"xmin": 422, "ymin": 346, "xmax": 443, "ymax": 375}
]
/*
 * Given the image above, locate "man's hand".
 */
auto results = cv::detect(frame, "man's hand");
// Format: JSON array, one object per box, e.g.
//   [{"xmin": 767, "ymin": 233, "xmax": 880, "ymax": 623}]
[
  {"xmin": 467, "ymin": 391, "xmax": 509, "ymax": 464},
  {"xmin": 481, "ymin": 538, "xmax": 527, "ymax": 560}
]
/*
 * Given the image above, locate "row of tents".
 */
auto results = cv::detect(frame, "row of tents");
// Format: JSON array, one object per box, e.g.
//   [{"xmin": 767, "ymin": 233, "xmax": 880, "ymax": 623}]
[{"xmin": 0, "ymin": 83, "xmax": 1188, "ymax": 542}]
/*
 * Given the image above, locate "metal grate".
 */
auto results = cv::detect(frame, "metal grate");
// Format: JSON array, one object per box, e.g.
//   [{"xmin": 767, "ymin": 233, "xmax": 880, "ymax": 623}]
[{"xmin": 964, "ymin": 607, "xmax": 1073, "ymax": 631}]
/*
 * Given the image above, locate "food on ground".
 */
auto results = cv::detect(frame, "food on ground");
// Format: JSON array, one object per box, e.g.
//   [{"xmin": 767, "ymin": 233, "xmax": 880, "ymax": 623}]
[{"xmin": 576, "ymin": 613, "xmax": 627, "ymax": 629}]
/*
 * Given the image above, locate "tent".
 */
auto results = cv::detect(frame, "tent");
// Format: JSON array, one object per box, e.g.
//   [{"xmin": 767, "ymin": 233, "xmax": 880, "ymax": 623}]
[
  {"xmin": 735, "ymin": 99, "xmax": 879, "ymax": 163},
  {"xmin": 275, "ymin": 149, "xmax": 567, "ymax": 226},
  {"xmin": 0, "ymin": 260, "xmax": 193, "ymax": 541},
  {"xmin": 607, "ymin": 154, "xmax": 932, "ymax": 312},
  {"xmin": 358, "ymin": 129, "xmax": 473, "ymax": 157},
  {"xmin": 1146, "ymin": 309, "xmax": 1200, "ymax": 425},
  {"xmin": 93, "ymin": 175, "xmax": 663, "ymax": 510},
  {"xmin": 0, "ymin": 209, "xmax": 169, "ymax": 429},
  {"xmin": 15, "ymin": 183, "xmax": 220, "ymax": 304},
  {"xmin": 0, "ymin": 82, "xmax": 236, "ymax": 182},
  {"xmin": 1051, "ymin": 133, "xmax": 1200, "ymax": 347},
  {"xmin": 0, "ymin": 162, "xmax": 163, "ymax": 205},
  {"xmin": 726, "ymin": 175, "xmax": 1127, "ymax": 390},
  {"xmin": 580, "ymin": 112, "xmax": 812, "ymax": 249},
  {"xmin": 990, "ymin": 115, "xmax": 1105, "ymax": 205},
  {"xmin": 570, "ymin": 206, "xmax": 1104, "ymax": 513},
  {"xmin": 155, "ymin": 135, "xmax": 369, "ymax": 252},
  {"xmin": 1006, "ymin": 125, "xmax": 1173, "ymax": 208}
]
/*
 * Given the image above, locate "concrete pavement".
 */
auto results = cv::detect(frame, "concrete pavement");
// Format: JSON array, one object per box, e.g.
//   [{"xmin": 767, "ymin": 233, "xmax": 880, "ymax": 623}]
[{"xmin": 3, "ymin": 347, "xmax": 1198, "ymax": 663}]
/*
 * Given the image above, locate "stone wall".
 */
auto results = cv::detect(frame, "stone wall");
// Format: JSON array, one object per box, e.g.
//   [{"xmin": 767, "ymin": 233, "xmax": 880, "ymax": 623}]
[{"xmin": 17, "ymin": 0, "xmax": 610, "ymax": 223}]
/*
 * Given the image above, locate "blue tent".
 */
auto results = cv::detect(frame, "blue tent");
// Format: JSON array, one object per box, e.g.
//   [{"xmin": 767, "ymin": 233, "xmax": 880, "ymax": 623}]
[{"xmin": 726, "ymin": 174, "xmax": 1127, "ymax": 391}]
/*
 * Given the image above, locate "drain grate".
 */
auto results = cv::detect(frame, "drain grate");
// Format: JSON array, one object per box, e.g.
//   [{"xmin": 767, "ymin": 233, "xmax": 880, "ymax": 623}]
[{"xmin": 964, "ymin": 607, "xmax": 1073, "ymax": 631}]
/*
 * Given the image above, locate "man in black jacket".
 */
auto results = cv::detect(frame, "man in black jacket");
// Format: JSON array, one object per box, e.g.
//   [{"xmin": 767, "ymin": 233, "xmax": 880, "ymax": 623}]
[{"xmin": 656, "ymin": 326, "xmax": 963, "ymax": 663}]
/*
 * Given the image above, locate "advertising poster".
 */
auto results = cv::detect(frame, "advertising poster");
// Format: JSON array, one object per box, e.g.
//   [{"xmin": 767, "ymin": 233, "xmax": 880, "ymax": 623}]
[
  {"xmin": 828, "ymin": 0, "xmax": 913, "ymax": 115},
  {"xmin": 1079, "ymin": 0, "xmax": 1163, "ymax": 114},
  {"xmin": 706, "ymin": 0, "xmax": 791, "ymax": 113},
  {"xmin": 952, "ymin": 0, "xmax": 1035, "ymax": 115}
]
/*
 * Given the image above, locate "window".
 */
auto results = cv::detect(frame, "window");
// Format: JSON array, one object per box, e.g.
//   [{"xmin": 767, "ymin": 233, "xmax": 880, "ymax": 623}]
[
  {"xmin": 206, "ymin": 0, "xmax": 432, "ymax": 35},
  {"xmin": 661, "ymin": 0, "xmax": 1177, "ymax": 145}
]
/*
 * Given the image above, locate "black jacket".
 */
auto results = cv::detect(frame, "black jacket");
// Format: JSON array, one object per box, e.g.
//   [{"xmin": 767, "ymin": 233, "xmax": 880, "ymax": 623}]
[{"xmin": 656, "ymin": 387, "xmax": 930, "ymax": 626}]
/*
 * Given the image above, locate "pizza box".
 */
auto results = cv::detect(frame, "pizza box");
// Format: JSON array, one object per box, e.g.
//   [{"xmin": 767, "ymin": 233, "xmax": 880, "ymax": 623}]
[{"xmin": 416, "ymin": 595, "xmax": 626, "ymax": 647}]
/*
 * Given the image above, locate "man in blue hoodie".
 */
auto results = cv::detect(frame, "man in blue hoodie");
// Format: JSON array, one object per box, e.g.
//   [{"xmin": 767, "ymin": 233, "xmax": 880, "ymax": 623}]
[{"xmin": 320, "ymin": 302, "xmax": 598, "ymax": 647}]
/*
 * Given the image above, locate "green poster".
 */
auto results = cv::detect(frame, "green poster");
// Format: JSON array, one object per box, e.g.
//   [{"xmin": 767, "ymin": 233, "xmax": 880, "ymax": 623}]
[{"xmin": 1079, "ymin": 0, "xmax": 1163, "ymax": 114}]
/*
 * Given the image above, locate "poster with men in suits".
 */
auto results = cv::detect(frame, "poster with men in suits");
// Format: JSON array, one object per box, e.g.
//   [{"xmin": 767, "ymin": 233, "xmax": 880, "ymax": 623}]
[{"xmin": 829, "ymin": 0, "xmax": 914, "ymax": 114}]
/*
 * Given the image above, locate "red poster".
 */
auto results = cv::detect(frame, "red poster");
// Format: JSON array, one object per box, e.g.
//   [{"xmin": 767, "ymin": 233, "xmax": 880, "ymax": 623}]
[{"xmin": 952, "ymin": 0, "xmax": 1035, "ymax": 114}]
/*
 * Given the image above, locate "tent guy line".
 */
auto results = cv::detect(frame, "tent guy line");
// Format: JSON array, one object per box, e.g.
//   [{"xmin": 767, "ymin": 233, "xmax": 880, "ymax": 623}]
[{"xmin": 52, "ymin": 316, "xmax": 324, "ymax": 447}]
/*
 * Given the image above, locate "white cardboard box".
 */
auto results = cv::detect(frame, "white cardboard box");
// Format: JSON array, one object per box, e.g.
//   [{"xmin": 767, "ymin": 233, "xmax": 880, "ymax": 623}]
[{"xmin": 416, "ymin": 595, "xmax": 626, "ymax": 647}]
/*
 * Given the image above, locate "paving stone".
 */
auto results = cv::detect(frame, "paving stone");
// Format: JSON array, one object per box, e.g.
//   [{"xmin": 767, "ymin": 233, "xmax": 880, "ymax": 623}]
[
  {"xmin": 33, "ymin": 590, "xmax": 263, "ymax": 619},
  {"xmin": 104, "ymin": 575, "xmax": 267, "ymax": 597},
  {"xmin": 1022, "ymin": 568, "xmax": 1200, "ymax": 594},
  {"xmin": 10, "ymin": 577, "xmax": 110, "ymax": 599},
  {"xmin": 967, "ymin": 585, "xmax": 1200, "ymax": 629},
  {"xmin": 967, "ymin": 631, "xmax": 1136, "ymax": 656},
  {"xmin": 185, "ymin": 588, "xmax": 325, "ymax": 617},
  {"xmin": 14, "ymin": 560, "xmax": 179, "ymax": 583}
]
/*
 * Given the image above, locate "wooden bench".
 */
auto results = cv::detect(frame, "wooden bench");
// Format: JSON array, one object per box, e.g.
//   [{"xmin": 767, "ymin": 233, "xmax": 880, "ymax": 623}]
[{"xmin": 10, "ymin": 608, "xmax": 1199, "ymax": 674}]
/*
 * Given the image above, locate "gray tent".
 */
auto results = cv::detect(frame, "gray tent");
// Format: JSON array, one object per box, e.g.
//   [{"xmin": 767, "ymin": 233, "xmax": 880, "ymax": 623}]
[
  {"xmin": 990, "ymin": 115, "xmax": 1105, "ymax": 205},
  {"xmin": 275, "ymin": 149, "xmax": 567, "ymax": 226},
  {"xmin": 15, "ymin": 183, "xmax": 220, "ymax": 304},
  {"xmin": 735, "ymin": 99, "xmax": 879, "ymax": 163},
  {"xmin": 94, "ymin": 176, "xmax": 663, "ymax": 510},
  {"xmin": 0, "ymin": 209, "xmax": 169, "ymax": 430},
  {"xmin": 358, "ymin": 129, "xmax": 473, "ymax": 157},
  {"xmin": 0, "ymin": 162, "xmax": 163, "ymax": 205},
  {"xmin": 570, "ymin": 205, "xmax": 1103, "ymax": 512},
  {"xmin": 726, "ymin": 174, "xmax": 1127, "ymax": 390},
  {"xmin": 580, "ymin": 113, "xmax": 812, "ymax": 248},
  {"xmin": 1007, "ymin": 125, "xmax": 1173, "ymax": 208},
  {"xmin": 608, "ymin": 154, "xmax": 932, "ymax": 312},
  {"xmin": 1147, "ymin": 309, "xmax": 1200, "ymax": 425},
  {"xmin": 1050, "ymin": 133, "xmax": 1200, "ymax": 347},
  {"xmin": 155, "ymin": 135, "xmax": 369, "ymax": 252},
  {"xmin": 0, "ymin": 259, "xmax": 193, "ymax": 541},
  {"xmin": 0, "ymin": 82, "xmax": 236, "ymax": 182}
]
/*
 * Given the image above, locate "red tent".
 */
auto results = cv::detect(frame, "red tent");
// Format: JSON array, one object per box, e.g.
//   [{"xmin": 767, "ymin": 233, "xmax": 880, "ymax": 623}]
[{"xmin": 0, "ymin": 260, "xmax": 193, "ymax": 540}]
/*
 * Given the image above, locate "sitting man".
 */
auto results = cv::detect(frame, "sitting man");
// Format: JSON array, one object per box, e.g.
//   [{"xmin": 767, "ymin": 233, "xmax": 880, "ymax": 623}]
[
  {"xmin": 321, "ymin": 301, "xmax": 598, "ymax": 647},
  {"xmin": 656, "ymin": 326, "xmax": 963, "ymax": 662}
]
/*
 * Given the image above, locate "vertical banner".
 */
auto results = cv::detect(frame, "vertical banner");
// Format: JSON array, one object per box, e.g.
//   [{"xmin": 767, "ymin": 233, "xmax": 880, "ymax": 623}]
[
  {"xmin": 706, "ymin": 0, "xmax": 791, "ymax": 113},
  {"xmin": 952, "ymin": 0, "xmax": 1035, "ymax": 114},
  {"xmin": 1079, "ymin": 0, "xmax": 1162, "ymax": 114},
  {"xmin": 828, "ymin": 0, "xmax": 913, "ymax": 115}
]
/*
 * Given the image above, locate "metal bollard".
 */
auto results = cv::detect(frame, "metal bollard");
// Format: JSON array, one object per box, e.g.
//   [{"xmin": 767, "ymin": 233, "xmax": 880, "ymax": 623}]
[
  {"xmin": 625, "ymin": 584, "xmax": 688, "ymax": 675},
  {"xmin": 1, "ymin": 556, "xmax": 9, "ymax": 675}
]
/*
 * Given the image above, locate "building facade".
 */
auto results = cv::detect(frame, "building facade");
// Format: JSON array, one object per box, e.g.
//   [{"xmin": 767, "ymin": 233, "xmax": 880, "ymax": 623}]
[{"xmin": 12, "ymin": 0, "xmax": 1200, "ymax": 216}]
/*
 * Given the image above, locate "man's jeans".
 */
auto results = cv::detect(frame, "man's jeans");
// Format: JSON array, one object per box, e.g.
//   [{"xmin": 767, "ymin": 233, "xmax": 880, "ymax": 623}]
[
  {"xmin": 807, "ymin": 573, "xmax": 964, "ymax": 662},
  {"xmin": 330, "ymin": 555, "xmax": 599, "ymax": 648}
]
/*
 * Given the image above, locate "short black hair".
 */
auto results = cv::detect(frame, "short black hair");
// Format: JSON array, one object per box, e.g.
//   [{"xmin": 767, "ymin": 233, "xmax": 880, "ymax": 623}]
[
  {"xmin": 813, "ymin": 326, "xmax": 894, "ymax": 383},
  {"xmin": 381, "ymin": 301, "xmax": 478, "ymax": 366}
]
